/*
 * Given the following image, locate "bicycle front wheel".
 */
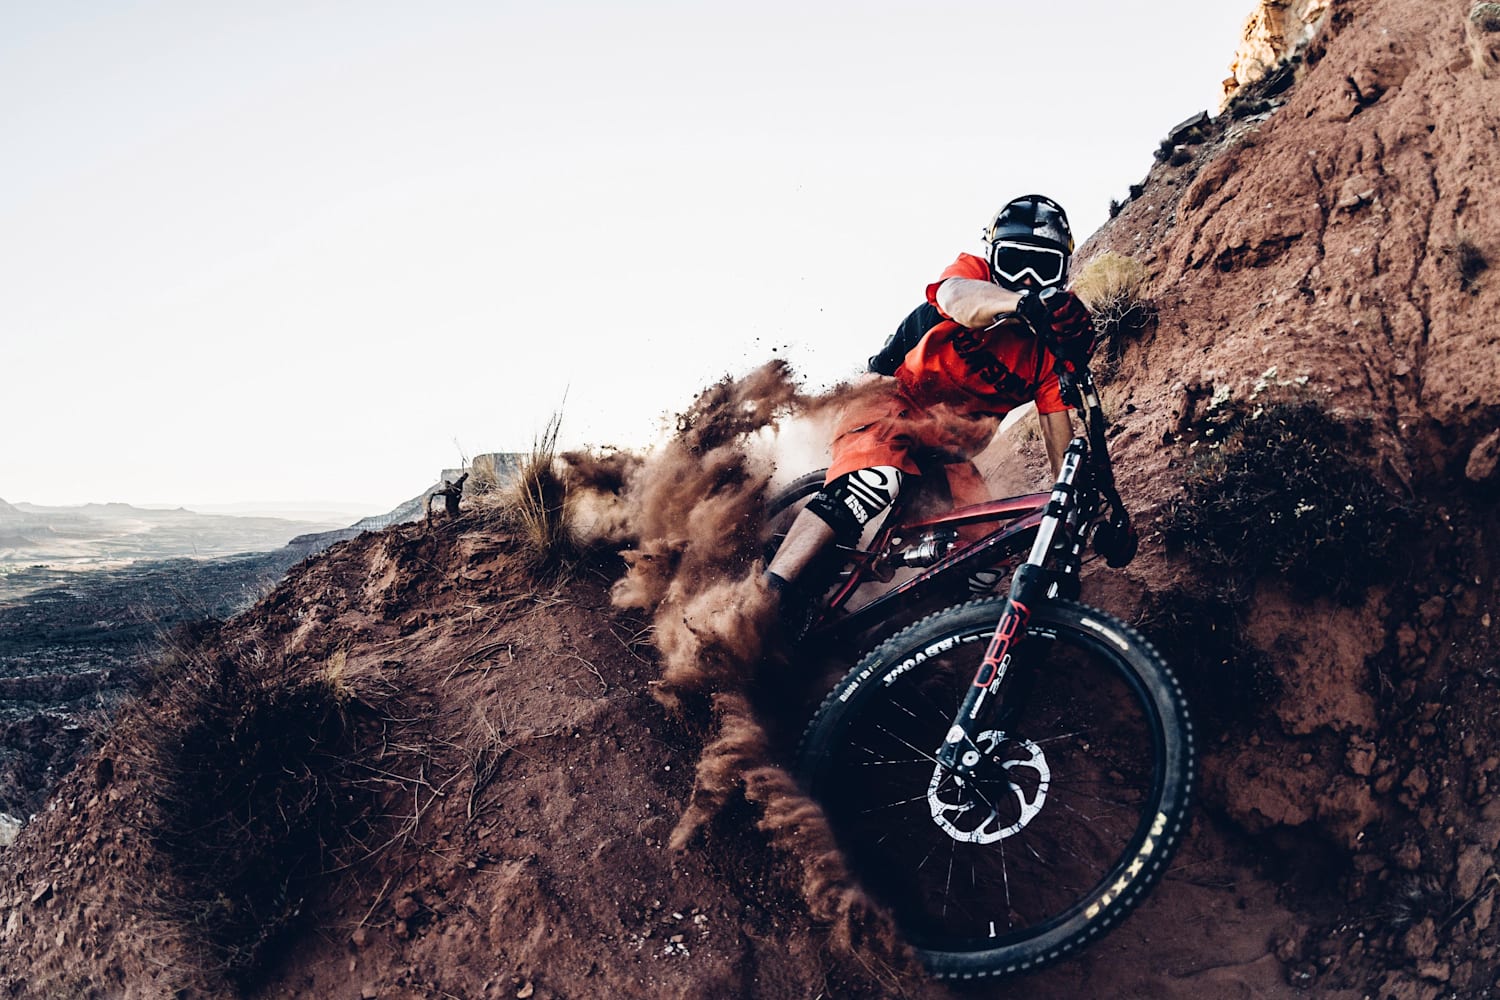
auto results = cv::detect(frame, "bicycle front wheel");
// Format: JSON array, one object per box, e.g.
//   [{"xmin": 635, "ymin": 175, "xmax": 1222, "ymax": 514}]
[{"xmin": 797, "ymin": 597, "xmax": 1195, "ymax": 979}]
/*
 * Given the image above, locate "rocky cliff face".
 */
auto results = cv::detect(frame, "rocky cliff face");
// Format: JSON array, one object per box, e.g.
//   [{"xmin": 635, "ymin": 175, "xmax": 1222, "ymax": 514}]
[
  {"xmin": 1104, "ymin": 0, "xmax": 1499, "ymax": 493},
  {"xmin": 1221, "ymin": 0, "xmax": 1332, "ymax": 108},
  {"xmin": 1086, "ymin": 0, "xmax": 1500, "ymax": 992}
]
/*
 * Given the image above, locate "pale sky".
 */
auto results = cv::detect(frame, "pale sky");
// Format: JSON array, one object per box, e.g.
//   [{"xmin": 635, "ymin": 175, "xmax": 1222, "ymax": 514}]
[{"xmin": 3, "ymin": 1, "xmax": 1253, "ymax": 512}]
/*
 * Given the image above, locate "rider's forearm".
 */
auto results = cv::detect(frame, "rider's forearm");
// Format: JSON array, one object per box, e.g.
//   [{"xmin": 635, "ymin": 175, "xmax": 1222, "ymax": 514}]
[
  {"xmin": 1039, "ymin": 409, "xmax": 1074, "ymax": 479},
  {"xmin": 934, "ymin": 278, "xmax": 1024, "ymax": 329}
]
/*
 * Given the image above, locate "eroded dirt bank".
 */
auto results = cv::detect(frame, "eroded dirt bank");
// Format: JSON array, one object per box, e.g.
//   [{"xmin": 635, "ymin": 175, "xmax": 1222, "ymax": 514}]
[
  {"xmin": 0, "ymin": 507, "xmax": 1333, "ymax": 1000},
  {"xmin": 1081, "ymin": 0, "xmax": 1500, "ymax": 994}
]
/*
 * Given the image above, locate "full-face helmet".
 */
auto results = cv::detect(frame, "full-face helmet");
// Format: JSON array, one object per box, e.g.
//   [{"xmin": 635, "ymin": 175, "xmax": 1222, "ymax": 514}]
[{"xmin": 982, "ymin": 194, "xmax": 1074, "ymax": 291}]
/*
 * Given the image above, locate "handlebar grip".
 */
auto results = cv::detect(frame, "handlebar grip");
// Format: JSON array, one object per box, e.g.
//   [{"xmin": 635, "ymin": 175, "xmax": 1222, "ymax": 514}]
[{"xmin": 1016, "ymin": 288, "xmax": 1053, "ymax": 336}]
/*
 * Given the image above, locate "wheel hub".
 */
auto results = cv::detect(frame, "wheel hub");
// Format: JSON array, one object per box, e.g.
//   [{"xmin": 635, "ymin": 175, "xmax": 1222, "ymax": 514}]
[{"xmin": 927, "ymin": 731, "xmax": 1050, "ymax": 844}]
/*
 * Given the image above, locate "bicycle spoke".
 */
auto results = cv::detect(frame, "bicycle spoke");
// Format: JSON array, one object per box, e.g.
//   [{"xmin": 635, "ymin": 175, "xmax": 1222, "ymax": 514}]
[{"xmin": 856, "ymin": 791, "xmax": 931, "ymax": 815}]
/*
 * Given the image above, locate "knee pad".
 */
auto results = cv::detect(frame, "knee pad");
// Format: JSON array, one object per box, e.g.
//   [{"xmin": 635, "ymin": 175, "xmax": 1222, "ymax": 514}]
[{"xmin": 804, "ymin": 467, "xmax": 904, "ymax": 545}]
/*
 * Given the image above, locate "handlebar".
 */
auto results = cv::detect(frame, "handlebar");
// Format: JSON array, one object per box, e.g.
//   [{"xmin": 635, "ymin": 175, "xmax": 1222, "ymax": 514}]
[{"xmin": 984, "ymin": 285, "xmax": 1137, "ymax": 564}]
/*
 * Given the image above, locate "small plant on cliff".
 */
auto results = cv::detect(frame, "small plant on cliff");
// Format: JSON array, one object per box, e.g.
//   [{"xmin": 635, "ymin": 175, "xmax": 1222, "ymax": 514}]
[
  {"xmin": 509, "ymin": 410, "xmax": 577, "ymax": 567},
  {"xmin": 1450, "ymin": 232, "xmax": 1489, "ymax": 292},
  {"xmin": 1229, "ymin": 97, "xmax": 1274, "ymax": 120},
  {"xmin": 1159, "ymin": 396, "xmax": 1410, "ymax": 603},
  {"xmin": 1473, "ymin": 2, "xmax": 1500, "ymax": 32},
  {"xmin": 1069, "ymin": 251, "xmax": 1156, "ymax": 376}
]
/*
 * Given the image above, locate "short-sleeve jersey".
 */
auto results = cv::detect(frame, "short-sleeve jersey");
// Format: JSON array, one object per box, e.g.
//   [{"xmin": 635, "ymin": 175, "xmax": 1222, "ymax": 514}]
[{"xmin": 894, "ymin": 253, "xmax": 1069, "ymax": 416}]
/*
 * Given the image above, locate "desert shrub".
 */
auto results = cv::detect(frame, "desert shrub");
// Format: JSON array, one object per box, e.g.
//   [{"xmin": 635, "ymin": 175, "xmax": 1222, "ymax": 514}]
[
  {"xmin": 1158, "ymin": 397, "xmax": 1410, "ymax": 603},
  {"xmin": 1473, "ymin": 2, "xmax": 1500, "ymax": 31},
  {"xmin": 1452, "ymin": 233, "xmax": 1489, "ymax": 291},
  {"xmin": 1168, "ymin": 146, "xmax": 1194, "ymax": 167},
  {"xmin": 1070, "ymin": 251, "xmax": 1156, "ymax": 376},
  {"xmin": 128, "ymin": 656, "xmax": 368, "ymax": 987},
  {"xmin": 1136, "ymin": 586, "xmax": 1279, "ymax": 728}
]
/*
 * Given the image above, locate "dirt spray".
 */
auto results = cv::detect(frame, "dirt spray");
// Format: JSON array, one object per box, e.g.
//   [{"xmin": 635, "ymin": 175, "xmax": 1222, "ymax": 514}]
[{"xmin": 589, "ymin": 361, "xmax": 912, "ymax": 968}]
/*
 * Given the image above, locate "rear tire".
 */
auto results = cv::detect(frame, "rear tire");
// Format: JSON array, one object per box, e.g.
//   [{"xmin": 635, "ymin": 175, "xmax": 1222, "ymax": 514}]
[{"xmin": 797, "ymin": 597, "xmax": 1195, "ymax": 979}]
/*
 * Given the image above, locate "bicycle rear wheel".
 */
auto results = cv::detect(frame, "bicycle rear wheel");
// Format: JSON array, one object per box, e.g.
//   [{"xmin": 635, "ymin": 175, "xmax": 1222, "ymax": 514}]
[{"xmin": 797, "ymin": 597, "xmax": 1195, "ymax": 979}]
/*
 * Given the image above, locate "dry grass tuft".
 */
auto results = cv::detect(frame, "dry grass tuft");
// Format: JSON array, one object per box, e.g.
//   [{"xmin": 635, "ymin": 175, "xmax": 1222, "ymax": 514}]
[
  {"xmin": 122, "ymin": 647, "xmax": 374, "ymax": 989},
  {"xmin": 511, "ymin": 411, "xmax": 576, "ymax": 565},
  {"xmin": 1473, "ymin": 2, "xmax": 1500, "ymax": 31},
  {"xmin": 467, "ymin": 411, "xmax": 578, "ymax": 568},
  {"xmin": 1070, "ymin": 251, "xmax": 1156, "ymax": 376},
  {"xmin": 322, "ymin": 647, "xmax": 356, "ymax": 703}
]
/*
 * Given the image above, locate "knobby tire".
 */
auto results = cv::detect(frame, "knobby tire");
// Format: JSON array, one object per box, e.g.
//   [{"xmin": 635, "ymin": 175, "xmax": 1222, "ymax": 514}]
[{"xmin": 796, "ymin": 597, "xmax": 1195, "ymax": 979}]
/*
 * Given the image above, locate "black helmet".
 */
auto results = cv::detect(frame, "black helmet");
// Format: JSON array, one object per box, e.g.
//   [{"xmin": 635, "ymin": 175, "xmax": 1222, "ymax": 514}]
[{"xmin": 983, "ymin": 194, "xmax": 1074, "ymax": 291}]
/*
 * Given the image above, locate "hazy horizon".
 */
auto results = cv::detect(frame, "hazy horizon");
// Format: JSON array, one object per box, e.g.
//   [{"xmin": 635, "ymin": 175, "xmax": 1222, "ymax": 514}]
[{"xmin": 2, "ymin": 496, "xmax": 391, "ymax": 523}]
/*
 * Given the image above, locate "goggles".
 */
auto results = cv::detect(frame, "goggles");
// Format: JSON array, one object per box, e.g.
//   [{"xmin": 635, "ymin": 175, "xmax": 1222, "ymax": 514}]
[{"xmin": 989, "ymin": 241, "xmax": 1067, "ymax": 288}]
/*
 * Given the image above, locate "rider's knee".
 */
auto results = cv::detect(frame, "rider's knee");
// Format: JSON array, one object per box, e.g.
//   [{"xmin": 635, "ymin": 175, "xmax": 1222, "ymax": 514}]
[{"xmin": 803, "ymin": 466, "xmax": 905, "ymax": 546}]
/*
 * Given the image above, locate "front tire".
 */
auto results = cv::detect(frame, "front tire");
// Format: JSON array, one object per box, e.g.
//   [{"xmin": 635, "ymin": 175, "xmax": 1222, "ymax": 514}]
[{"xmin": 797, "ymin": 598, "xmax": 1195, "ymax": 979}]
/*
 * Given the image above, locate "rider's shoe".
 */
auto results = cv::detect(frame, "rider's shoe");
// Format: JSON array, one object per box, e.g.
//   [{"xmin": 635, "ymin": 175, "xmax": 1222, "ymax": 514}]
[{"xmin": 763, "ymin": 570, "xmax": 815, "ymax": 651}]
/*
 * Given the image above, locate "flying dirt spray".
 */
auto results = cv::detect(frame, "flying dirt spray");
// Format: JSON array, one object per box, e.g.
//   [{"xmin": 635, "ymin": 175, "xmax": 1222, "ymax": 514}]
[{"xmin": 570, "ymin": 361, "xmax": 911, "ymax": 964}]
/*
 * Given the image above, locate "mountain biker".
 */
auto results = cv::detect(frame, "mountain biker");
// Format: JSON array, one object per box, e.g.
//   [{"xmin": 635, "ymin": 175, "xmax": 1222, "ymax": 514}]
[{"xmin": 766, "ymin": 194, "xmax": 1097, "ymax": 597}]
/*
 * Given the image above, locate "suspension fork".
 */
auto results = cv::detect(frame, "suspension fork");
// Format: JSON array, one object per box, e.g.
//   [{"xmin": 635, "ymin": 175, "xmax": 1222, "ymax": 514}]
[{"xmin": 935, "ymin": 440, "xmax": 1086, "ymax": 777}]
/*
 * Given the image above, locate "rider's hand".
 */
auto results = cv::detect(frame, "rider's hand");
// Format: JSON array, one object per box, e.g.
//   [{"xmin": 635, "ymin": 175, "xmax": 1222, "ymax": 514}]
[{"xmin": 1020, "ymin": 289, "xmax": 1097, "ymax": 372}]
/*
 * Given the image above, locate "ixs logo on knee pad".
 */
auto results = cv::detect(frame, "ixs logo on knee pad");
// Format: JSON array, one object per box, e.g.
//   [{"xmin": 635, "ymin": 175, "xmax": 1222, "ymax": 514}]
[{"xmin": 836, "ymin": 467, "xmax": 903, "ymax": 526}]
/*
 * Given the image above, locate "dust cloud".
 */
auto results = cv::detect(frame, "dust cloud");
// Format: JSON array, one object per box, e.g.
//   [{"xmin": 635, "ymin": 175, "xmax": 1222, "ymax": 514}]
[{"xmin": 567, "ymin": 360, "xmax": 909, "ymax": 965}]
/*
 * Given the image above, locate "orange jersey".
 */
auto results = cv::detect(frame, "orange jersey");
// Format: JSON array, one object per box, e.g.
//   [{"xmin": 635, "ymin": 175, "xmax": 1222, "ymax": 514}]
[{"xmin": 895, "ymin": 253, "xmax": 1069, "ymax": 416}]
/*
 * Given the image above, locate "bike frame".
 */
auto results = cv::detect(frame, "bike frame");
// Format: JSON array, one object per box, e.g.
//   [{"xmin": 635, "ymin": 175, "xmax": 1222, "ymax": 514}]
[
  {"xmin": 802, "ymin": 364, "xmax": 1121, "ymax": 647},
  {"xmin": 802, "ymin": 489, "xmax": 1051, "ymax": 645}
]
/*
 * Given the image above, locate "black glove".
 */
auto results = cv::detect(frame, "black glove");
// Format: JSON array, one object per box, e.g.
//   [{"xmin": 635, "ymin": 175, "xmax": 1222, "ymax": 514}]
[{"xmin": 1019, "ymin": 288, "xmax": 1097, "ymax": 372}]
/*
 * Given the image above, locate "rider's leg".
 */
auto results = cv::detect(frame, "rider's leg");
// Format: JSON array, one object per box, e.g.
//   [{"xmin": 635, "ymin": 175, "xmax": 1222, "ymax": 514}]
[
  {"xmin": 766, "ymin": 466, "xmax": 905, "ymax": 585},
  {"xmin": 767, "ymin": 380, "xmax": 918, "ymax": 589},
  {"xmin": 765, "ymin": 509, "xmax": 835, "ymax": 584}
]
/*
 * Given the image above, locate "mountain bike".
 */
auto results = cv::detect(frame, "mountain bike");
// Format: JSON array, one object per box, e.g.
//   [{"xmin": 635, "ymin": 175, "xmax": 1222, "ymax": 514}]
[{"xmin": 765, "ymin": 315, "xmax": 1196, "ymax": 979}]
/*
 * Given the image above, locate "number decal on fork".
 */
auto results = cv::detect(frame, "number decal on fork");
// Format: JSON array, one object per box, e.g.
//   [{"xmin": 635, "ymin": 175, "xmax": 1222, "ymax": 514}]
[{"xmin": 971, "ymin": 600, "xmax": 1031, "ymax": 692}]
